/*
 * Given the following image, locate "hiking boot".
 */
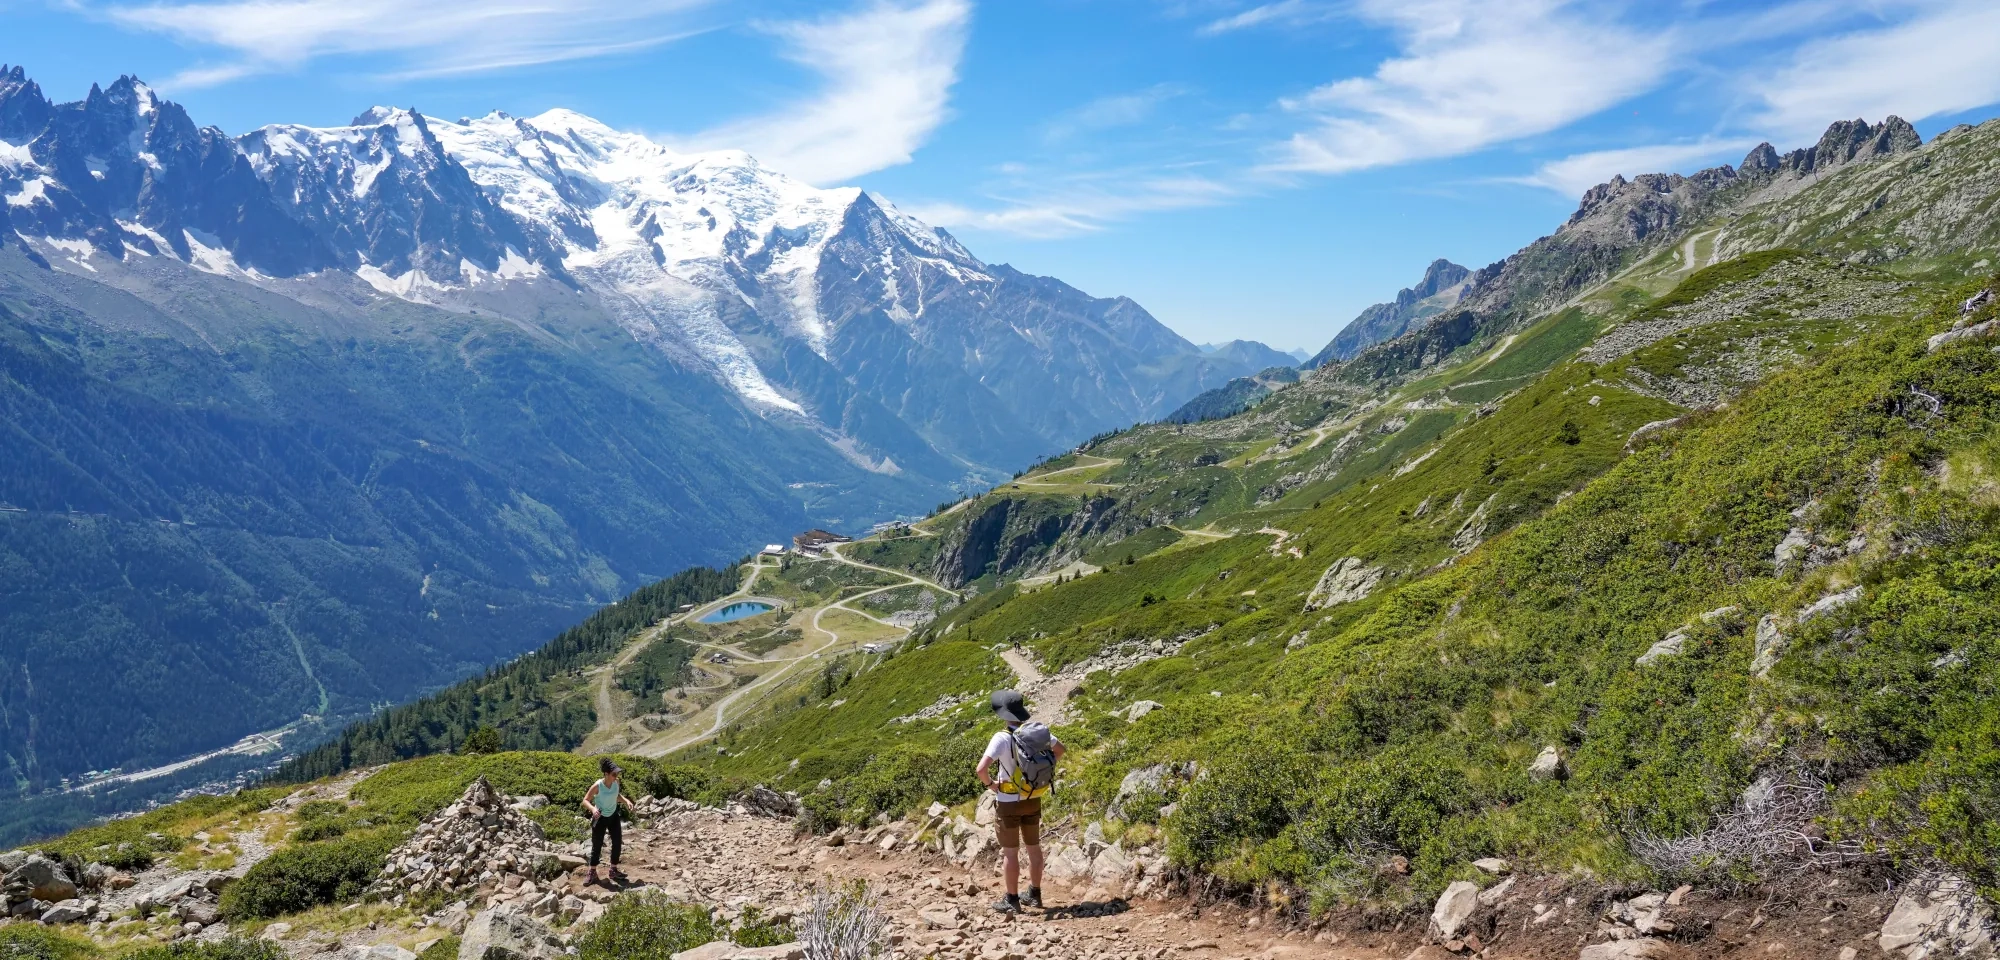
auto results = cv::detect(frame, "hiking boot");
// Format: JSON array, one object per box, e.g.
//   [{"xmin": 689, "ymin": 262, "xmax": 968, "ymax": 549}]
[
  {"xmin": 991, "ymin": 896, "xmax": 1021, "ymax": 915},
  {"xmin": 609, "ymin": 867, "xmax": 628, "ymax": 883},
  {"xmin": 1024, "ymin": 887, "xmax": 1044, "ymax": 909},
  {"xmin": 585, "ymin": 868, "xmax": 600, "ymax": 885}
]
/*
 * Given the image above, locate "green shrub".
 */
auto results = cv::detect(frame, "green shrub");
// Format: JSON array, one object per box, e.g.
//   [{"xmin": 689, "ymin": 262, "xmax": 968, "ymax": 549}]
[
  {"xmin": 463, "ymin": 727, "xmax": 504, "ymax": 755},
  {"xmin": 220, "ymin": 831, "xmax": 400, "ymax": 920},
  {"xmin": 523, "ymin": 804, "xmax": 588, "ymax": 844},
  {"xmin": 121, "ymin": 939, "xmax": 288, "ymax": 960},
  {"xmin": 577, "ymin": 892, "xmax": 720, "ymax": 960},
  {"xmin": 416, "ymin": 937, "xmax": 459, "ymax": 960},
  {"xmin": 0, "ymin": 926, "xmax": 101, "ymax": 960},
  {"xmin": 731, "ymin": 906, "xmax": 795, "ymax": 947}
]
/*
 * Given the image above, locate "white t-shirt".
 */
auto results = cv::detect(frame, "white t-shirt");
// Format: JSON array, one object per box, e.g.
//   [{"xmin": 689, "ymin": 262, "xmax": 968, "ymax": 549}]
[{"xmin": 983, "ymin": 727, "xmax": 1060, "ymax": 803}]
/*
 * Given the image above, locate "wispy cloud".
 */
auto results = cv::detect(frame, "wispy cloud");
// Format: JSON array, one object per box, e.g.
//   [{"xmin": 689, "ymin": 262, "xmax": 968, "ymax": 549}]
[
  {"xmin": 905, "ymin": 170, "xmax": 1238, "ymax": 238},
  {"xmin": 683, "ymin": 0, "xmax": 971, "ymax": 184},
  {"xmin": 1198, "ymin": 0, "xmax": 1340, "ymax": 35},
  {"xmin": 1748, "ymin": 0, "xmax": 2000, "ymax": 142},
  {"xmin": 1043, "ymin": 84, "xmax": 1189, "ymax": 142},
  {"xmin": 1266, "ymin": 0, "xmax": 1676, "ymax": 174},
  {"xmin": 104, "ymin": 0, "xmax": 717, "ymax": 88},
  {"xmin": 1511, "ymin": 138, "xmax": 1759, "ymax": 198}
]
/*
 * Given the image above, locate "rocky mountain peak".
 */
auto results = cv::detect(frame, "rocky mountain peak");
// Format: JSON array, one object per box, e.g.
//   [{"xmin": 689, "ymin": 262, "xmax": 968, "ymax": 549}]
[{"xmin": 0, "ymin": 65, "xmax": 50, "ymax": 143}]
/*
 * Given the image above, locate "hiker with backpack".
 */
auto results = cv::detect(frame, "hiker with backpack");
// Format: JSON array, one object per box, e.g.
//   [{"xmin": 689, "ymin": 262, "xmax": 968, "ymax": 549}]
[
  {"xmin": 581, "ymin": 757, "xmax": 636, "ymax": 884},
  {"xmin": 975, "ymin": 689, "xmax": 1064, "ymax": 914}
]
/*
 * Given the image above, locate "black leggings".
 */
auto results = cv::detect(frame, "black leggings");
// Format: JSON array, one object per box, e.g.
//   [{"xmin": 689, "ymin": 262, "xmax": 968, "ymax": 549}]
[{"xmin": 590, "ymin": 815, "xmax": 622, "ymax": 866}]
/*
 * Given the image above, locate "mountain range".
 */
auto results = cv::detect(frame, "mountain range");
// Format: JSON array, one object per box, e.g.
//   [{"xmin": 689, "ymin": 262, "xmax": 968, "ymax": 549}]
[{"xmin": 0, "ymin": 66, "xmax": 1268, "ymax": 797}]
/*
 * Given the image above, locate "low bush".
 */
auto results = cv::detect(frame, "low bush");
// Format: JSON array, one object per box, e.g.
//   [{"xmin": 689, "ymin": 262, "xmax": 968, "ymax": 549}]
[
  {"xmin": 415, "ymin": 937, "xmax": 458, "ymax": 960},
  {"xmin": 576, "ymin": 892, "xmax": 720, "ymax": 960},
  {"xmin": 122, "ymin": 939, "xmax": 288, "ymax": 960},
  {"xmin": 219, "ymin": 831, "xmax": 400, "ymax": 920},
  {"xmin": 0, "ymin": 926, "xmax": 101, "ymax": 960},
  {"xmin": 731, "ymin": 906, "xmax": 795, "ymax": 947}
]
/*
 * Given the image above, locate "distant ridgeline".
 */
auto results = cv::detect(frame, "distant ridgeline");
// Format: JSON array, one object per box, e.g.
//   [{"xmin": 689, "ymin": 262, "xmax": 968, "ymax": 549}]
[{"xmin": 275, "ymin": 563, "xmax": 739, "ymax": 783}]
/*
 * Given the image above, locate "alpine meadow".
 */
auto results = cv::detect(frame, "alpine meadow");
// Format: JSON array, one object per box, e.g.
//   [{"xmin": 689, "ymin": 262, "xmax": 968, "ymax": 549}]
[{"xmin": 7, "ymin": 5, "xmax": 2000, "ymax": 960}]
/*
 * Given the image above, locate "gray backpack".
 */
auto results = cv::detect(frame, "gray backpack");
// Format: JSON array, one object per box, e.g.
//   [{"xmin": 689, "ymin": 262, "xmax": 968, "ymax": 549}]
[{"xmin": 1008, "ymin": 722, "xmax": 1057, "ymax": 796}]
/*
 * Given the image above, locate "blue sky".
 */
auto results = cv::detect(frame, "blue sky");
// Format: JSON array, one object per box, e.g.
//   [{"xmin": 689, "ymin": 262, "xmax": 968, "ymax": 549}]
[{"xmin": 8, "ymin": 0, "xmax": 2000, "ymax": 352}]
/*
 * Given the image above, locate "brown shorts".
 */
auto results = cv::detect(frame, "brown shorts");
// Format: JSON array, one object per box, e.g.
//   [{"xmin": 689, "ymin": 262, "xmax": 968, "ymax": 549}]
[{"xmin": 995, "ymin": 796, "xmax": 1042, "ymax": 849}]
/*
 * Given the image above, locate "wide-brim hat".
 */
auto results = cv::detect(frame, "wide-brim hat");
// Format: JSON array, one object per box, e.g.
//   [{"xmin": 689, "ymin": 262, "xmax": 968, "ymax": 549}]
[{"xmin": 991, "ymin": 689, "xmax": 1031, "ymax": 723}]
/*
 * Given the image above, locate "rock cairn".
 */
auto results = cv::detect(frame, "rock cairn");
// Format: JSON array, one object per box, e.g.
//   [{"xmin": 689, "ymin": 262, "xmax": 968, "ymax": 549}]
[{"xmin": 372, "ymin": 777, "xmax": 567, "ymax": 912}]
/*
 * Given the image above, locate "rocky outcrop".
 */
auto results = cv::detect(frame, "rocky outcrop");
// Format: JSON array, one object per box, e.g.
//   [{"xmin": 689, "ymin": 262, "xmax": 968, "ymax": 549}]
[
  {"xmin": 458, "ymin": 906, "xmax": 567, "ymax": 960},
  {"xmin": 1878, "ymin": 875, "xmax": 1996, "ymax": 959},
  {"xmin": 1304, "ymin": 557, "xmax": 1384, "ymax": 610}
]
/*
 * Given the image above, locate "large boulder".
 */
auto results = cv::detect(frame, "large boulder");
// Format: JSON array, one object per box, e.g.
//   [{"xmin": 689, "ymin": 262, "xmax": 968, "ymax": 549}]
[
  {"xmin": 1429, "ymin": 881, "xmax": 1479, "ymax": 940},
  {"xmin": 1120, "ymin": 701, "xmax": 1163, "ymax": 722},
  {"xmin": 1107, "ymin": 765, "xmax": 1170, "ymax": 820},
  {"xmin": 1879, "ymin": 875, "xmax": 1996, "ymax": 959},
  {"xmin": 0, "ymin": 851, "xmax": 26, "ymax": 873},
  {"xmin": 1044, "ymin": 843, "xmax": 1092, "ymax": 881},
  {"xmin": 1088, "ymin": 843, "xmax": 1134, "ymax": 891},
  {"xmin": 736, "ymin": 786, "xmax": 801, "ymax": 819},
  {"xmin": 40, "ymin": 899, "xmax": 91, "ymax": 924},
  {"xmin": 4, "ymin": 856, "xmax": 76, "ymax": 903},
  {"xmin": 1528, "ymin": 747, "xmax": 1565, "ymax": 781},
  {"xmin": 672, "ymin": 944, "xmax": 803, "ymax": 960},
  {"xmin": 458, "ymin": 907, "xmax": 565, "ymax": 960},
  {"xmin": 1306, "ymin": 558, "xmax": 1384, "ymax": 610},
  {"xmin": 1579, "ymin": 941, "xmax": 1673, "ymax": 960},
  {"xmin": 140, "ymin": 876, "xmax": 196, "ymax": 912}
]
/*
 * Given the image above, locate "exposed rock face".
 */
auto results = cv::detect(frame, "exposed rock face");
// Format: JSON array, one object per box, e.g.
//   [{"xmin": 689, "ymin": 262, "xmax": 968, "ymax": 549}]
[
  {"xmin": 1430, "ymin": 881, "xmax": 1479, "ymax": 940},
  {"xmin": 1328, "ymin": 116, "xmax": 1924, "ymax": 390},
  {"xmin": 1529, "ymin": 747, "xmax": 1565, "ymax": 781},
  {"xmin": 735, "ymin": 786, "xmax": 803, "ymax": 820},
  {"xmin": 1309, "ymin": 259, "xmax": 1474, "ymax": 366},
  {"xmin": 1305, "ymin": 557, "xmax": 1384, "ymax": 610},
  {"xmin": 457, "ymin": 906, "xmax": 566, "ymax": 960},
  {"xmin": 1878, "ymin": 875, "xmax": 1996, "ymax": 959},
  {"xmin": 4, "ymin": 855, "xmax": 77, "ymax": 904}
]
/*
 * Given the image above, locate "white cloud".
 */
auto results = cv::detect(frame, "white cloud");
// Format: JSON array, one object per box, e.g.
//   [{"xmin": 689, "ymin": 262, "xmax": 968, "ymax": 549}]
[
  {"xmin": 1513, "ymin": 138, "xmax": 1759, "ymax": 198},
  {"xmin": 1267, "ymin": 0, "xmax": 1676, "ymax": 174},
  {"xmin": 1198, "ymin": 0, "xmax": 1339, "ymax": 35},
  {"xmin": 105, "ymin": 0, "xmax": 716, "ymax": 88},
  {"xmin": 682, "ymin": 0, "xmax": 971, "ymax": 184},
  {"xmin": 1749, "ymin": 0, "xmax": 2000, "ymax": 141},
  {"xmin": 906, "ymin": 172, "xmax": 1237, "ymax": 238}
]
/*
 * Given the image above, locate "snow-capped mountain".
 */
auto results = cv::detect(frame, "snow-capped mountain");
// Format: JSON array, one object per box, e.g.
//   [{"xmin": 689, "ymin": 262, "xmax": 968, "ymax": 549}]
[{"xmin": 0, "ymin": 69, "xmax": 1252, "ymax": 487}]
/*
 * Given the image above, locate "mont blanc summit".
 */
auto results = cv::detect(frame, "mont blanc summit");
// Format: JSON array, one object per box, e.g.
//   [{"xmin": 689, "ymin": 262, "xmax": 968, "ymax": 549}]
[{"xmin": 0, "ymin": 69, "xmax": 1255, "ymax": 487}]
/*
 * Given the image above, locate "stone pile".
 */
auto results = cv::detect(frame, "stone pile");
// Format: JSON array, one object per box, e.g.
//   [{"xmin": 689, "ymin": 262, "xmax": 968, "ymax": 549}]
[
  {"xmin": 371, "ymin": 776, "xmax": 575, "ymax": 918},
  {"xmin": 1, "ymin": 852, "xmax": 98, "ymax": 926},
  {"xmin": 136, "ymin": 873, "xmax": 231, "ymax": 935},
  {"xmin": 834, "ymin": 800, "xmax": 1174, "ymax": 903}
]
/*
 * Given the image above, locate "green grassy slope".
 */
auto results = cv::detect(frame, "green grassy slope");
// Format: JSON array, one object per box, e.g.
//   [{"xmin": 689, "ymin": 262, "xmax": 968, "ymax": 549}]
[{"xmin": 666, "ymin": 258, "xmax": 2000, "ymax": 908}]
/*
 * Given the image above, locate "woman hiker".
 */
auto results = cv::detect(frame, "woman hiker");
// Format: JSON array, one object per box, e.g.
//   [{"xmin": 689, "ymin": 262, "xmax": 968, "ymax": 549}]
[
  {"xmin": 582, "ymin": 757, "xmax": 636, "ymax": 884},
  {"xmin": 975, "ymin": 689, "xmax": 1065, "ymax": 914}
]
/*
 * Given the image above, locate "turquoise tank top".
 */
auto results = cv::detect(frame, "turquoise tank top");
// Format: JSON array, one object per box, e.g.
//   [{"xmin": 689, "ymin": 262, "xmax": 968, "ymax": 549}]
[{"xmin": 593, "ymin": 779, "xmax": 620, "ymax": 816}]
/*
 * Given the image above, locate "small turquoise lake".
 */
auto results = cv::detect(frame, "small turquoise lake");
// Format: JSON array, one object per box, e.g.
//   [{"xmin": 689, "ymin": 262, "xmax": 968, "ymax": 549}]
[{"xmin": 698, "ymin": 601, "xmax": 773, "ymax": 624}]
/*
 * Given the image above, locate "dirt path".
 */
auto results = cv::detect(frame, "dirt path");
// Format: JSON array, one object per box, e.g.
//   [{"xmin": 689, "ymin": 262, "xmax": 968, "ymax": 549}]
[
  {"xmin": 595, "ymin": 802, "xmax": 1348, "ymax": 960},
  {"xmin": 999, "ymin": 649, "xmax": 1080, "ymax": 725},
  {"xmin": 584, "ymin": 562, "xmax": 771, "ymax": 751},
  {"xmin": 629, "ymin": 545, "xmax": 959, "ymax": 758}
]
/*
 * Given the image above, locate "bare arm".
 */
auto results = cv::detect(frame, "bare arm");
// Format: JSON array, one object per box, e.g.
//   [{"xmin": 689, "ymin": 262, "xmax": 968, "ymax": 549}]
[
  {"xmin": 1053, "ymin": 741, "xmax": 1067, "ymax": 762},
  {"xmin": 975, "ymin": 754, "xmax": 999, "ymax": 791},
  {"xmin": 581, "ymin": 782, "xmax": 599, "ymax": 817}
]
